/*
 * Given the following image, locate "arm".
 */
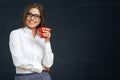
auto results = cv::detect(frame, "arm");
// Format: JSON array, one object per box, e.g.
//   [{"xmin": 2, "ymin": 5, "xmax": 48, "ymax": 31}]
[
  {"xmin": 41, "ymin": 30, "xmax": 54, "ymax": 68},
  {"xmin": 42, "ymin": 42, "xmax": 54, "ymax": 68}
]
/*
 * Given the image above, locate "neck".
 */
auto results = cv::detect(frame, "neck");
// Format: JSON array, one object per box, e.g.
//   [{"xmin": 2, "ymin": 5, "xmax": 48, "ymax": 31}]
[{"xmin": 31, "ymin": 28, "xmax": 37, "ymax": 38}]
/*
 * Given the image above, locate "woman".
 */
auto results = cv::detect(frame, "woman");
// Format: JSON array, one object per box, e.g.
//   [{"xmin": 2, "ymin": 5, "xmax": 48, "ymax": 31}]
[{"xmin": 9, "ymin": 2, "xmax": 54, "ymax": 80}]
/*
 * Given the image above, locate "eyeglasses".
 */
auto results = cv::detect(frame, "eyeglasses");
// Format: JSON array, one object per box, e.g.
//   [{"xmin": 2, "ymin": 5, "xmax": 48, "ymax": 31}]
[{"xmin": 27, "ymin": 13, "xmax": 41, "ymax": 19}]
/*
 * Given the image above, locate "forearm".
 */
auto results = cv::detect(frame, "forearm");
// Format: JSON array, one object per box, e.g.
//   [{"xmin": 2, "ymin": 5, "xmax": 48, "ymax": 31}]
[{"xmin": 16, "ymin": 63, "xmax": 43, "ymax": 73}]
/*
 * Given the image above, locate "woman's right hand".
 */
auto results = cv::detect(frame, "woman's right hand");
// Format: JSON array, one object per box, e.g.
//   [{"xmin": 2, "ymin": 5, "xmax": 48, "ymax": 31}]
[{"xmin": 42, "ymin": 65, "xmax": 50, "ymax": 71}]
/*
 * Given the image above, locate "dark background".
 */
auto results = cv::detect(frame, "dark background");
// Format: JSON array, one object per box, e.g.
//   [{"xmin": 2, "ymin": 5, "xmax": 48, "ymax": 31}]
[{"xmin": 0, "ymin": 0, "xmax": 120, "ymax": 80}]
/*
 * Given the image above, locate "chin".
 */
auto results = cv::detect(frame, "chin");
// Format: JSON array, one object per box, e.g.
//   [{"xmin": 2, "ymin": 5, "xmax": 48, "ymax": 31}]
[{"xmin": 28, "ymin": 25, "xmax": 37, "ymax": 29}]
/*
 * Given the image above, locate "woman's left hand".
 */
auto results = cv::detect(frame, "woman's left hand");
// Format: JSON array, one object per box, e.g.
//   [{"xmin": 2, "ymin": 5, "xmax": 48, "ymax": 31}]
[
  {"xmin": 42, "ymin": 65, "xmax": 50, "ymax": 71},
  {"xmin": 42, "ymin": 29, "xmax": 51, "ymax": 42}
]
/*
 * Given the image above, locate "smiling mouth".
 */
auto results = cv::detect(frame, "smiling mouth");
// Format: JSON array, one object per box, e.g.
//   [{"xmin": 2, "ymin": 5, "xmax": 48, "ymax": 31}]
[{"xmin": 29, "ymin": 21, "xmax": 36, "ymax": 24}]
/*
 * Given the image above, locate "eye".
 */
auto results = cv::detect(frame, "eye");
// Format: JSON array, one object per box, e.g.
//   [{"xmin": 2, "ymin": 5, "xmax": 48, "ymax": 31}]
[
  {"xmin": 27, "ymin": 12, "xmax": 40, "ymax": 19},
  {"xmin": 34, "ymin": 14, "xmax": 40, "ymax": 18},
  {"xmin": 27, "ymin": 13, "xmax": 32, "ymax": 16}
]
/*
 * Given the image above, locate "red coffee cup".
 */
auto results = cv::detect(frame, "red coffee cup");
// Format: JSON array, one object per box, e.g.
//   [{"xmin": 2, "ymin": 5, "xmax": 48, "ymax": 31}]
[{"xmin": 38, "ymin": 27, "xmax": 51, "ymax": 38}]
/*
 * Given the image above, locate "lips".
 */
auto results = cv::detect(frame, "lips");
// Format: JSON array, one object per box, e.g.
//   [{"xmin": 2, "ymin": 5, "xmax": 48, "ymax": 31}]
[
  {"xmin": 26, "ymin": 18, "xmax": 39, "ymax": 28},
  {"xmin": 28, "ymin": 20, "xmax": 36, "ymax": 24}
]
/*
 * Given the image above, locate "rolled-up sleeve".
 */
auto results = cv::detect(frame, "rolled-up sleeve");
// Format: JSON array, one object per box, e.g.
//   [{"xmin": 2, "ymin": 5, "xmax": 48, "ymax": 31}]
[{"xmin": 42, "ymin": 42, "xmax": 54, "ymax": 68}]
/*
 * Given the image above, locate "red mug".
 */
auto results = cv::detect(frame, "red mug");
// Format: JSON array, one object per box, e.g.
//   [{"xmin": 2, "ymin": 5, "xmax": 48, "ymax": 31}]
[{"xmin": 38, "ymin": 27, "xmax": 51, "ymax": 38}]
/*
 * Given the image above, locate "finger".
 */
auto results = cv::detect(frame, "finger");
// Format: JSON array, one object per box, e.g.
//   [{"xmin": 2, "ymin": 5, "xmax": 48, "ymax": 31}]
[
  {"xmin": 43, "ymin": 30, "xmax": 50, "ymax": 33},
  {"xmin": 43, "ymin": 33, "xmax": 51, "ymax": 36},
  {"xmin": 46, "ymin": 28, "xmax": 51, "ymax": 31},
  {"xmin": 43, "ymin": 34, "xmax": 50, "ymax": 38},
  {"xmin": 43, "ymin": 32, "xmax": 50, "ymax": 35}
]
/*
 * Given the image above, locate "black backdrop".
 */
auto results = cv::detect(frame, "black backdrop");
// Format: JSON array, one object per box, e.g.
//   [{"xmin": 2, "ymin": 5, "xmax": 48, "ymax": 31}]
[{"xmin": 0, "ymin": 0, "xmax": 120, "ymax": 80}]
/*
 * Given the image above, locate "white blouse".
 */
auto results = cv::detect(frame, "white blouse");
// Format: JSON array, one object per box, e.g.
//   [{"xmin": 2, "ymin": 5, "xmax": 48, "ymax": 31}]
[{"xmin": 9, "ymin": 27, "xmax": 54, "ymax": 74}]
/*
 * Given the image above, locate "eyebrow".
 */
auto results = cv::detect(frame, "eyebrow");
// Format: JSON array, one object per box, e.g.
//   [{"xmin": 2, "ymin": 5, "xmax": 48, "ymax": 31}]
[{"xmin": 28, "ymin": 12, "xmax": 40, "ymax": 15}]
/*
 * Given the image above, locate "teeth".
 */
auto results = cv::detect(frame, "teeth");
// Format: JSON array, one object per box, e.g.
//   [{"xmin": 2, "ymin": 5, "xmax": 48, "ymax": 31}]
[{"xmin": 29, "ymin": 21, "xmax": 35, "ymax": 24}]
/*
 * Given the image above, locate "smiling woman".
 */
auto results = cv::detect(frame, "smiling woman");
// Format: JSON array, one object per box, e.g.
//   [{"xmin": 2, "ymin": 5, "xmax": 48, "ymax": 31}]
[
  {"xmin": 22, "ymin": 2, "xmax": 45, "ymax": 28},
  {"xmin": 9, "ymin": 2, "xmax": 54, "ymax": 80},
  {"xmin": 25, "ymin": 8, "xmax": 41, "ymax": 32}
]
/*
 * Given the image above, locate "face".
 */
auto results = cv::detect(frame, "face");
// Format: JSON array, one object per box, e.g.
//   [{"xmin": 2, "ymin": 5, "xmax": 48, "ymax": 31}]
[{"xmin": 25, "ymin": 8, "xmax": 41, "ymax": 29}]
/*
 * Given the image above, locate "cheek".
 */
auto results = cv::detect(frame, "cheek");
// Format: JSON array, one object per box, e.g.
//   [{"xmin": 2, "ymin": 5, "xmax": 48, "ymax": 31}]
[
  {"xmin": 38, "ymin": 18, "xmax": 41, "ymax": 23},
  {"xmin": 25, "ymin": 19, "xmax": 28, "ymax": 25},
  {"xmin": 37, "ymin": 20, "xmax": 41, "ymax": 25},
  {"xmin": 25, "ymin": 17, "xmax": 29, "ymax": 22}
]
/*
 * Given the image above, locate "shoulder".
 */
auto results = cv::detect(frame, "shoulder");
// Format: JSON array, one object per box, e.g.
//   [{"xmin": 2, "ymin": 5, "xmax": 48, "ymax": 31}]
[
  {"xmin": 9, "ymin": 28, "xmax": 23, "ymax": 37},
  {"xmin": 10, "ymin": 28, "xmax": 23, "ymax": 33}
]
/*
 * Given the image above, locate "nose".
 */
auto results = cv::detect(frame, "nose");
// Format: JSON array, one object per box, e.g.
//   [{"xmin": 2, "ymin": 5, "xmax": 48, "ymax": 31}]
[{"xmin": 31, "ymin": 16, "xmax": 35, "ymax": 19}]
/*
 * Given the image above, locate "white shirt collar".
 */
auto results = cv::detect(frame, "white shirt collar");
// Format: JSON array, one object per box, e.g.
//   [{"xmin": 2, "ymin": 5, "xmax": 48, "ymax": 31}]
[
  {"xmin": 23, "ymin": 26, "xmax": 41, "ymax": 39},
  {"xmin": 23, "ymin": 26, "xmax": 32, "ymax": 34}
]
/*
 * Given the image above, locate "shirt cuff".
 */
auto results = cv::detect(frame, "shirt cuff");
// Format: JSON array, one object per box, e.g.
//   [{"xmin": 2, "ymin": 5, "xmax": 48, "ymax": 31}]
[{"xmin": 33, "ymin": 62, "xmax": 42, "ymax": 73}]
